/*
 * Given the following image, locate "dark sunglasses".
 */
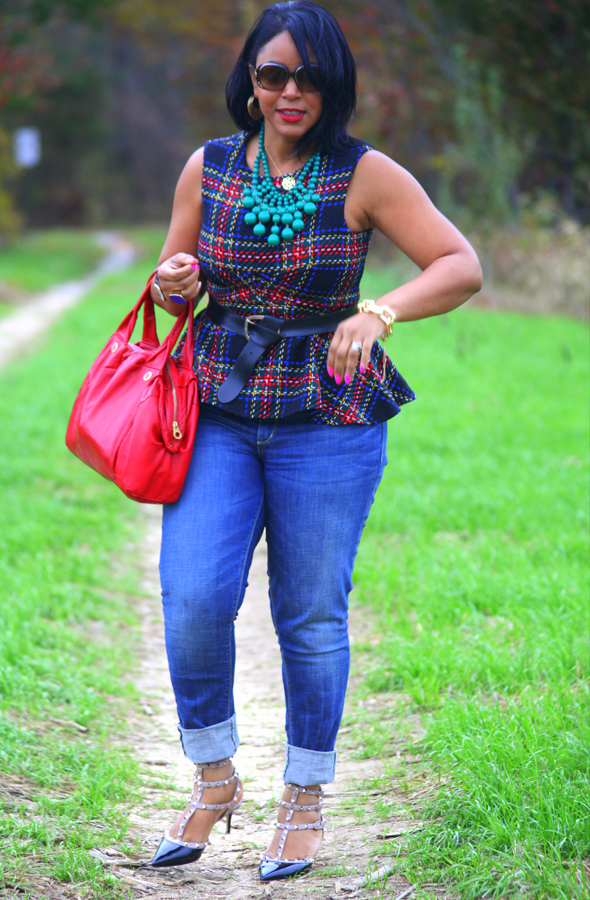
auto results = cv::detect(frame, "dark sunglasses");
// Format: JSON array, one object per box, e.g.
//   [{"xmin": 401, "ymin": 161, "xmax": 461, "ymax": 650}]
[{"xmin": 254, "ymin": 62, "xmax": 320, "ymax": 94}]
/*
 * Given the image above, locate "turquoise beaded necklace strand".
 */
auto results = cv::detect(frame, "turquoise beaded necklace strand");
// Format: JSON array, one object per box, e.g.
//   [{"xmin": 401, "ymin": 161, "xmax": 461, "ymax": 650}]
[{"xmin": 241, "ymin": 123, "xmax": 322, "ymax": 246}]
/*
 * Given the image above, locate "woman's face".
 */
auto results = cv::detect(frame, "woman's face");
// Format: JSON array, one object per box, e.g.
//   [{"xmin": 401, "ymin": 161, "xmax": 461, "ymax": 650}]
[{"xmin": 250, "ymin": 31, "xmax": 323, "ymax": 145}]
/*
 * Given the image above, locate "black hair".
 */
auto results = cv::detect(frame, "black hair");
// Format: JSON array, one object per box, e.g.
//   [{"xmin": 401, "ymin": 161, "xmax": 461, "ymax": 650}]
[{"xmin": 225, "ymin": 0, "xmax": 359, "ymax": 157}]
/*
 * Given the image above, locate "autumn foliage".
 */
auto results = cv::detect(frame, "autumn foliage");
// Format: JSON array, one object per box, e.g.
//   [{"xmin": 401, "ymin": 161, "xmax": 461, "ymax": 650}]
[{"xmin": 0, "ymin": 0, "xmax": 588, "ymax": 230}]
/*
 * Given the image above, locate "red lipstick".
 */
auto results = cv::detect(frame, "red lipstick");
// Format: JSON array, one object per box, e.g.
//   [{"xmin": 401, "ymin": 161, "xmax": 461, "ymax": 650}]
[{"xmin": 278, "ymin": 109, "xmax": 304, "ymax": 123}]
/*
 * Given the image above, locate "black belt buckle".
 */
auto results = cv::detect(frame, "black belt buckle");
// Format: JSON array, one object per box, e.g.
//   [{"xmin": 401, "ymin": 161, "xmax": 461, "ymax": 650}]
[{"xmin": 244, "ymin": 314, "xmax": 266, "ymax": 341}]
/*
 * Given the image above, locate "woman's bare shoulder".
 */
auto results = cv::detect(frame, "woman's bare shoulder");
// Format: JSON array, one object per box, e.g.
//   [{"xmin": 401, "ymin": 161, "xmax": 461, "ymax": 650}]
[
  {"xmin": 354, "ymin": 148, "xmax": 423, "ymax": 196},
  {"xmin": 347, "ymin": 147, "xmax": 436, "ymax": 232},
  {"xmin": 346, "ymin": 149, "xmax": 407, "ymax": 231},
  {"xmin": 177, "ymin": 146, "xmax": 205, "ymax": 189}
]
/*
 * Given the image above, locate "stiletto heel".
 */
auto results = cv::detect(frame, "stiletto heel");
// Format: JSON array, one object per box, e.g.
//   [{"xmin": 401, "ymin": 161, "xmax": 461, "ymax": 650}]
[
  {"xmin": 151, "ymin": 758, "xmax": 242, "ymax": 868},
  {"xmin": 259, "ymin": 784, "xmax": 325, "ymax": 882}
]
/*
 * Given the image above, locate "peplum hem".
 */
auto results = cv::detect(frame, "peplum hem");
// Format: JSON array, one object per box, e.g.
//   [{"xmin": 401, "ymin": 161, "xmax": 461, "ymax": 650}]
[{"xmin": 180, "ymin": 313, "xmax": 415, "ymax": 426}]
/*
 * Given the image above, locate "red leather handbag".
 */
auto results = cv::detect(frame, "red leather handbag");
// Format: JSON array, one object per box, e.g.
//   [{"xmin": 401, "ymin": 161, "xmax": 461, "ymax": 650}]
[{"xmin": 66, "ymin": 275, "xmax": 199, "ymax": 504}]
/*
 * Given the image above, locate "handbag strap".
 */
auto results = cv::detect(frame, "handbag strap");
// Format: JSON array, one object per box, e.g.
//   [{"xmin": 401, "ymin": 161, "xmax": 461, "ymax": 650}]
[
  {"xmin": 117, "ymin": 271, "xmax": 195, "ymax": 367},
  {"xmin": 141, "ymin": 274, "xmax": 159, "ymax": 347}
]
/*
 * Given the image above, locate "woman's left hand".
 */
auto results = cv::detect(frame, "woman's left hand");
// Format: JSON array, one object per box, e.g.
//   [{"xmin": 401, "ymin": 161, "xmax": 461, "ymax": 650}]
[{"xmin": 327, "ymin": 312, "xmax": 386, "ymax": 384}]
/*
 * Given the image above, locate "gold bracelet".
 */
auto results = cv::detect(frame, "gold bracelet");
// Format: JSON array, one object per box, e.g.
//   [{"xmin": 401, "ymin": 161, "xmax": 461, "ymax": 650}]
[{"xmin": 358, "ymin": 299, "xmax": 396, "ymax": 339}]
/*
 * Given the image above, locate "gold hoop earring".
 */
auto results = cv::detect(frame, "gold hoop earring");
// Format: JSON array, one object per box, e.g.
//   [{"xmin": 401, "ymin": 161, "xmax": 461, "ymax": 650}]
[{"xmin": 247, "ymin": 95, "xmax": 263, "ymax": 120}]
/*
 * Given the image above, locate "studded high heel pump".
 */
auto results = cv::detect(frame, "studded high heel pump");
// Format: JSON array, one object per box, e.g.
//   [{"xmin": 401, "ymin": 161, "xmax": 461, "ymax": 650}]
[
  {"xmin": 150, "ymin": 758, "xmax": 242, "ymax": 868},
  {"xmin": 259, "ymin": 784, "xmax": 325, "ymax": 882}
]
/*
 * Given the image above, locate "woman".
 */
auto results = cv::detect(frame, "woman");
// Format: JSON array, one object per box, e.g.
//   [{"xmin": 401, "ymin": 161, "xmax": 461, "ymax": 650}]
[{"xmin": 148, "ymin": 0, "xmax": 481, "ymax": 882}]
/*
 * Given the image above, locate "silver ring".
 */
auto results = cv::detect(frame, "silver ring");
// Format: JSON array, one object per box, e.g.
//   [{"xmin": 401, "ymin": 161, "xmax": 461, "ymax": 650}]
[{"xmin": 350, "ymin": 340, "xmax": 363, "ymax": 352}]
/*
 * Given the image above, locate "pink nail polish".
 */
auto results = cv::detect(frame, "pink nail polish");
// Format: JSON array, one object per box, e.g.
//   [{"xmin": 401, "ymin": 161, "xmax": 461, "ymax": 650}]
[
  {"xmin": 335, "ymin": 374, "xmax": 341, "ymax": 385},
  {"xmin": 359, "ymin": 364, "xmax": 365, "ymax": 374},
  {"xmin": 344, "ymin": 373, "xmax": 351, "ymax": 385},
  {"xmin": 327, "ymin": 366, "xmax": 333, "ymax": 377},
  {"xmin": 191, "ymin": 263, "xmax": 197, "ymax": 271}
]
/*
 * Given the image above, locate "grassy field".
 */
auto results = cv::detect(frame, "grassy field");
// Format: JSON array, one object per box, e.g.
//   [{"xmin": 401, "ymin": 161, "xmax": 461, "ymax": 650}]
[
  {"xmin": 0, "ymin": 229, "xmax": 587, "ymax": 897},
  {"xmin": 0, "ymin": 229, "xmax": 106, "ymax": 294},
  {"xmin": 353, "ymin": 264, "xmax": 590, "ymax": 898},
  {"xmin": 0, "ymin": 249, "xmax": 161, "ymax": 897}
]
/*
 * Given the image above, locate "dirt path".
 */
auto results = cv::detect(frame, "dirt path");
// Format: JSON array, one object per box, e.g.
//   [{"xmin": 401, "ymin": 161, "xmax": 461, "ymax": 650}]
[
  {"xmin": 0, "ymin": 243, "xmax": 436, "ymax": 898},
  {"xmin": 96, "ymin": 505, "xmax": 432, "ymax": 900},
  {"xmin": 0, "ymin": 231, "xmax": 138, "ymax": 368}
]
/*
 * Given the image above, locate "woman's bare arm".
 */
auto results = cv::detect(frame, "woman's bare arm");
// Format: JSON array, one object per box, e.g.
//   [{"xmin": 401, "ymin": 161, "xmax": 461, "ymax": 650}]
[
  {"xmin": 149, "ymin": 147, "xmax": 205, "ymax": 316},
  {"xmin": 345, "ymin": 149, "xmax": 483, "ymax": 321},
  {"xmin": 327, "ymin": 150, "xmax": 483, "ymax": 380}
]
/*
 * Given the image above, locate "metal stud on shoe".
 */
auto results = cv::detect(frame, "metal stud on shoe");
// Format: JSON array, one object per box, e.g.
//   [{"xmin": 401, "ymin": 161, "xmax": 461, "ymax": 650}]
[
  {"xmin": 151, "ymin": 758, "xmax": 243, "ymax": 869},
  {"xmin": 259, "ymin": 784, "xmax": 325, "ymax": 882}
]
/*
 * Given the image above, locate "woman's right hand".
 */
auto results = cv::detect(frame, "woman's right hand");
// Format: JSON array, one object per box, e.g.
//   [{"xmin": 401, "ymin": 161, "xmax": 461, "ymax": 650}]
[{"xmin": 154, "ymin": 253, "xmax": 202, "ymax": 312}]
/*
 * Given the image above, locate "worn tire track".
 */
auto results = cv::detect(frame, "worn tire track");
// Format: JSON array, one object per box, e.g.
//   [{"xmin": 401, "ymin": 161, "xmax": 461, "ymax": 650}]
[{"xmin": 115, "ymin": 504, "xmax": 421, "ymax": 900}]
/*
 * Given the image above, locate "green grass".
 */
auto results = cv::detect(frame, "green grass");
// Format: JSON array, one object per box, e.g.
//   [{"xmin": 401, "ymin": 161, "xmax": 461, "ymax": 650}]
[
  {"xmin": 0, "ymin": 249, "xmax": 168, "ymax": 895},
  {"xmin": 123, "ymin": 225, "xmax": 167, "ymax": 262},
  {"xmin": 1, "ymin": 236, "xmax": 587, "ymax": 897},
  {"xmin": 0, "ymin": 228, "xmax": 106, "ymax": 294},
  {"xmin": 354, "ymin": 263, "xmax": 590, "ymax": 899},
  {"xmin": 400, "ymin": 689, "xmax": 589, "ymax": 899}
]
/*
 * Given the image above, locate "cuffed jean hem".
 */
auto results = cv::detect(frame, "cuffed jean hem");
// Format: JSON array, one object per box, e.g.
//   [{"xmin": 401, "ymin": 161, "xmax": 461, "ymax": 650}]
[
  {"xmin": 283, "ymin": 742, "xmax": 337, "ymax": 785},
  {"xmin": 177, "ymin": 714, "xmax": 240, "ymax": 764}
]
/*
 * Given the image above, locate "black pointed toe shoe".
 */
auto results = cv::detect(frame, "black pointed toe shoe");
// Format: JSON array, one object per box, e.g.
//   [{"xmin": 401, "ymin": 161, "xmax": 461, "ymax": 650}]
[
  {"xmin": 150, "ymin": 834, "xmax": 207, "ymax": 868},
  {"xmin": 151, "ymin": 757, "xmax": 242, "ymax": 869},
  {"xmin": 259, "ymin": 784, "xmax": 325, "ymax": 882},
  {"xmin": 259, "ymin": 857, "xmax": 314, "ymax": 881}
]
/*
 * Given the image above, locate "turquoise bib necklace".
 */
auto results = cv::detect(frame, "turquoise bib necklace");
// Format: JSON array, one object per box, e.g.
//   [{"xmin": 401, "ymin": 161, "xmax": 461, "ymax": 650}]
[{"xmin": 241, "ymin": 123, "xmax": 322, "ymax": 246}]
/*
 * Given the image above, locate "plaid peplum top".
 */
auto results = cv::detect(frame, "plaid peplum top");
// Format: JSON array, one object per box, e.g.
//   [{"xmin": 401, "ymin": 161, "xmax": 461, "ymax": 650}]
[{"xmin": 184, "ymin": 131, "xmax": 416, "ymax": 424}]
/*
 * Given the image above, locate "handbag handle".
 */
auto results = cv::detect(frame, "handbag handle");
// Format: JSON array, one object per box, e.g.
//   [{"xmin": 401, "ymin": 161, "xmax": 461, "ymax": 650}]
[
  {"xmin": 118, "ymin": 273, "xmax": 195, "ymax": 365},
  {"xmin": 141, "ymin": 273, "xmax": 159, "ymax": 347}
]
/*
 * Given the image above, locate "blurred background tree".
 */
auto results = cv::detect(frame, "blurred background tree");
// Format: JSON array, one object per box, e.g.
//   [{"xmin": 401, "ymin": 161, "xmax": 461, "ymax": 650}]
[
  {"xmin": 0, "ymin": 126, "xmax": 21, "ymax": 241},
  {"xmin": 0, "ymin": 0, "xmax": 588, "ymax": 234},
  {"xmin": 434, "ymin": 0, "xmax": 589, "ymax": 222}
]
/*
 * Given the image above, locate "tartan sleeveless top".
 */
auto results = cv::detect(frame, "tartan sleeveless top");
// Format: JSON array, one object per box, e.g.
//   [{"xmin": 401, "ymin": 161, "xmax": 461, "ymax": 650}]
[{"xmin": 189, "ymin": 131, "xmax": 415, "ymax": 424}]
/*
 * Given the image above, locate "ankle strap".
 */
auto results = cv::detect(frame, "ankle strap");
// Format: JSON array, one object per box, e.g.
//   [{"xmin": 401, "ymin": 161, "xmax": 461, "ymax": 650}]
[
  {"xmin": 176, "ymin": 765, "xmax": 241, "ymax": 842},
  {"xmin": 274, "ymin": 816, "xmax": 325, "ymax": 832},
  {"xmin": 200, "ymin": 758, "xmax": 232, "ymax": 769},
  {"xmin": 279, "ymin": 797, "xmax": 322, "ymax": 812},
  {"xmin": 194, "ymin": 760, "xmax": 236, "ymax": 788},
  {"xmin": 284, "ymin": 783, "xmax": 323, "ymax": 797},
  {"xmin": 274, "ymin": 784, "xmax": 325, "ymax": 860}
]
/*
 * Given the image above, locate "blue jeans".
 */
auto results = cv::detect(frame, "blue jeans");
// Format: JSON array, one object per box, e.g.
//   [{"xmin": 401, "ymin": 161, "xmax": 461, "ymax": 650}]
[{"xmin": 159, "ymin": 405, "xmax": 387, "ymax": 785}]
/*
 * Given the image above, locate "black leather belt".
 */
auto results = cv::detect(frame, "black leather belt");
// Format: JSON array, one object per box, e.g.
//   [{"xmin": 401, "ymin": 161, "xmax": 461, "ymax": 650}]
[{"xmin": 205, "ymin": 296, "xmax": 358, "ymax": 404}]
